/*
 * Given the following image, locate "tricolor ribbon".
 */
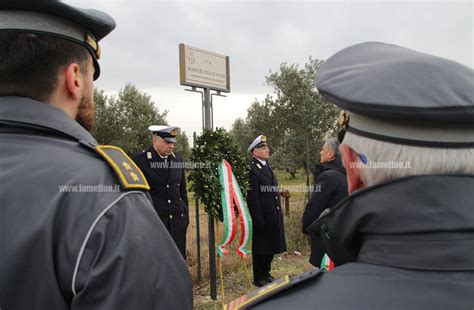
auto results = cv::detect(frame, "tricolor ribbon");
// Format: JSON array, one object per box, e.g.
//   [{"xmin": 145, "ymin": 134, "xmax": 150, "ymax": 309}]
[
  {"xmin": 320, "ymin": 253, "xmax": 335, "ymax": 271},
  {"xmin": 217, "ymin": 160, "xmax": 253, "ymax": 257}
]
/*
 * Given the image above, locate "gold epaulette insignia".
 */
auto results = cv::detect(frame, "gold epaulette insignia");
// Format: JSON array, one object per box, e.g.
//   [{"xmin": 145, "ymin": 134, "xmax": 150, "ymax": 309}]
[
  {"xmin": 225, "ymin": 269, "xmax": 324, "ymax": 309},
  {"xmin": 225, "ymin": 275, "xmax": 290, "ymax": 309},
  {"xmin": 95, "ymin": 145, "xmax": 150, "ymax": 190}
]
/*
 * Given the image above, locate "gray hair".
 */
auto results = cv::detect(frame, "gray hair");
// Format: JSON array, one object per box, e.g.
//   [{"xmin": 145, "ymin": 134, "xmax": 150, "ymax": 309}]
[
  {"xmin": 324, "ymin": 137, "xmax": 341, "ymax": 157},
  {"xmin": 342, "ymin": 131, "xmax": 474, "ymax": 186}
]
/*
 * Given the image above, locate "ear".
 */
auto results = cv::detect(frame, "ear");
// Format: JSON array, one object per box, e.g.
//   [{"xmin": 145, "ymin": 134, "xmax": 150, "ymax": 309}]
[
  {"xmin": 65, "ymin": 63, "xmax": 83, "ymax": 100},
  {"xmin": 340, "ymin": 144, "xmax": 365, "ymax": 193},
  {"xmin": 328, "ymin": 149, "xmax": 336, "ymax": 161}
]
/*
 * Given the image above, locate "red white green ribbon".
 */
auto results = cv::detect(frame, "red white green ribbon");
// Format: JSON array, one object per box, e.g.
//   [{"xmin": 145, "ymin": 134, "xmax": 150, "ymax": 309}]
[
  {"xmin": 217, "ymin": 160, "xmax": 253, "ymax": 257},
  {"xmin": 321, "ymin": 253, "xmax": 335, "ymax": 271}
]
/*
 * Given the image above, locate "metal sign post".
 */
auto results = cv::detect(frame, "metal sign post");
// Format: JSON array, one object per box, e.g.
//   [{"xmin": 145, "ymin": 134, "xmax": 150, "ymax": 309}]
[
  {"xmin": 193, "ymin": 132, "xmax": 202, "ymax": 283},
  {"xmin": 180, "ymin": 43, "xmax": 230, "ymax": 301},
  {"xmin": 202, "ymin": 87, "xmax": 217, "ymax": 300},
  {"xmin": 187, "ymin": 87, "xmax": 225, "ymax": 300}
]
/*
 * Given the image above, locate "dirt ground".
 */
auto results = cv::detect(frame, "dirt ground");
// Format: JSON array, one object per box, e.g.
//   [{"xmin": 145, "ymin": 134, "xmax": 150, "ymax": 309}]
[{"xmin": 193, "ymin": 252, "xmax": 315, "ymax": 309}]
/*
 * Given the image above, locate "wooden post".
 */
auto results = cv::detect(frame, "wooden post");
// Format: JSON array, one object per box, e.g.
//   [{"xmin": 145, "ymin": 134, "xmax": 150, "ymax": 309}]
[{"xmin": 280, "ymin": 190, "xmax": 291, "ymax": 217}]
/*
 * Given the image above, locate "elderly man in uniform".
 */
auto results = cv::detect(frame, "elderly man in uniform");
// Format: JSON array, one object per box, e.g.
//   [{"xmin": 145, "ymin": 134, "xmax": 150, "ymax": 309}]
[
  {"xmin": 228, "ymin": 42, "xmax": 473, "ymax": 309},
  {"xmin": 133, "ymin": 125, "xmax": 189, "ymax": 258},
  {"xmin": 0, "ymin": 2, "xmax": 192, "ymax": 309},
  {"xmin": 247, "ymin": 135, "xmax": 287, "ymax": 287}
]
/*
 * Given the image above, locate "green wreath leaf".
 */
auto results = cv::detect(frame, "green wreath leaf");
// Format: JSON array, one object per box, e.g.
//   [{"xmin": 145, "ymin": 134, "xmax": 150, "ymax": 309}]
[{"xmin": 189, "ymin": 128, "xmax": 249, "ymax": 221}]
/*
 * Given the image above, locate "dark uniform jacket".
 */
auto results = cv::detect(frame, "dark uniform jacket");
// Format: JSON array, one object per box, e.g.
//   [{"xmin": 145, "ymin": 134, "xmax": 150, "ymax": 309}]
[
  {"xmin": 248, "ymin": 175, "xmax": 474, "ymax": 309},
  {"xmin": 133, "ymin": 147, "xmax": 189, "ymax": 257},
  {"xmin": 302, "ymin": 156, "xmax": 348, "ymax": 266},
  {"xmin": 247, "ymin": 158, "xmax": 287, "ymax": 255},
  {"xmin": 0, "ymin": 97, "xmax": 193, "ymax": 310}
]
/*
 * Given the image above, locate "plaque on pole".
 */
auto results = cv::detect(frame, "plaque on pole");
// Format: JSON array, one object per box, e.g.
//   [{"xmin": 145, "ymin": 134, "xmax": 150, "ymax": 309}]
[{"xmin": 179, "ymin": 43, "xmax": 230, "ymax": 93}]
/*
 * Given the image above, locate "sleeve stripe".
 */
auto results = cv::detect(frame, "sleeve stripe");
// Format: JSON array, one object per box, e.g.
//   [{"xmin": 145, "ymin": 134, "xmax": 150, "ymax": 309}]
[{"xmin": 71, "ymin": 191, "xmax": 147, "ymax": 296}]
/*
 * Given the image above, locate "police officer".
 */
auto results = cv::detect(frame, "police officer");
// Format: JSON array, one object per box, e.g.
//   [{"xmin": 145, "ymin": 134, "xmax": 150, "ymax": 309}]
[
  {"xmin": 228, "ymin": 42, "xmax": 474, "ymax": 309},
  {"xmin": 133, "ymin": 125, "xmax": 189, "ymax": 258},
  {"xmin": 0, "ymin": 2, "xmax": 192, "ymax": 309},
  {"xmin": 247, "ymin": 135, "xmax": 287, "ymax": 287}
]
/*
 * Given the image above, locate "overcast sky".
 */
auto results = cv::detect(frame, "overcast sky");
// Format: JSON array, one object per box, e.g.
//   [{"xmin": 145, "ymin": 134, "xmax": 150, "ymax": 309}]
[{"xmin": 69, "ymin": 0, "xmax": 473, "ymax": 141}]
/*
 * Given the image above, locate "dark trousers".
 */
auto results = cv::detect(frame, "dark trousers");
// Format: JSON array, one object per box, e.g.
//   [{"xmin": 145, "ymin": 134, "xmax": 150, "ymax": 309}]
[
  {"xmin": 309, "ymin": 235, "xmax": 325, "ymax": 267},
  {"xmin": 252, "ymin": 254, "xmax": 274, "ymax": 281},
  {"xmin": 158, "ymin": 214, "xmax": 188, "ymax": 260}
]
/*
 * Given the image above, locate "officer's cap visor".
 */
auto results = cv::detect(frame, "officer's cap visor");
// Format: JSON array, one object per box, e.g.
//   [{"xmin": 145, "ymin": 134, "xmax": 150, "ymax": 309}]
[
  {"xmin": 253, "ymin": 142, "xmax": 268, "ymax": 150},
  {"xmin": 153, "ymin": 132, "xmax": 177, "ymax": 143}
]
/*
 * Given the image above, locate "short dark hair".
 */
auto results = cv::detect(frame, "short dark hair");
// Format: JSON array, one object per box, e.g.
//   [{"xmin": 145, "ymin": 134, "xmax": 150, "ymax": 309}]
[{"xmin": 0, "ymin": 32, "xmax": 90, "ymax": 103}]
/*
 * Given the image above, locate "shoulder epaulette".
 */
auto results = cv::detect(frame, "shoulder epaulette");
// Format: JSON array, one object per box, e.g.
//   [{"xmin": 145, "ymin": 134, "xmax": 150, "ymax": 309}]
[
  {"xmin": 95, "ymin": 145, "xmax": 150, "ymax": 190},
  {"xmin": 225, "ymin": 269, "xmax": 324, "ymax": 309}
]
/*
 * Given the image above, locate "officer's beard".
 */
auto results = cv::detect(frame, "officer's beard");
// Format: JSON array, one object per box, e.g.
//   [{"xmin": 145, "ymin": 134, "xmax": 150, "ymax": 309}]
[{"xmin": 76, "ymin": 94, "xmax": 95, "ymax": 132}]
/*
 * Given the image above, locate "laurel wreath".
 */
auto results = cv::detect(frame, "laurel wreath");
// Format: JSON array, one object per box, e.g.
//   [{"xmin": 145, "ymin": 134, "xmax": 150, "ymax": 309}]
[{"xmin": 189, "ymin": 128, "xmax": 249, "ymax": 220}]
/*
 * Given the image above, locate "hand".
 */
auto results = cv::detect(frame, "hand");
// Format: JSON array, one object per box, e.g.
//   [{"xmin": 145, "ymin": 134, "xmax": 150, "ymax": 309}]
[{"xmin": 280, "ymin": 190, "xmax": 291, "ymax": 198}]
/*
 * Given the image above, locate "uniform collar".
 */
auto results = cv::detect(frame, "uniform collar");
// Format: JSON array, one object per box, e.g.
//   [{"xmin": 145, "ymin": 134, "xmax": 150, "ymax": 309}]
[
  {"xmin": 155, "ymin": 149, "xmax": 168, "ymax": 159},
  {"xmin": 0, "ymin": 96, "xmax": 98, "ymax": 145},
  {"xmin": 255, "ymin": 158, "xmax": 267, "ymax": 166},
  {"xmin": 148, "ymin": 146, "xmax": 175, "ymax": 160},
  {"xmin": 308, "ymin": 175, "xmax": 474, "ymax": 271}
]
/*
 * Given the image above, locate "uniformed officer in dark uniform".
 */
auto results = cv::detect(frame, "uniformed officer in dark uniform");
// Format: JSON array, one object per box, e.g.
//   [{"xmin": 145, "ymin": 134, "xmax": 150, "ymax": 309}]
[
  {"xmin": 247, "ymin": 135, "xmax": 287, "ymax": 287},
  {"xmin": 0, "ymin": 2, "xmax": 192, "ymax": 309},
  {"xmin": 133, "ymin": 125, "xmax": 189, "ymax": 258},
  {"xmin": 227, "ymin": 42, "xmax": 474, "ymax": 309}
]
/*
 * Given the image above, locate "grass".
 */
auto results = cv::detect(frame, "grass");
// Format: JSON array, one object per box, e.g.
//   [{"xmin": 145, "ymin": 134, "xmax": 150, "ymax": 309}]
[{"xmin": 186, "ymin": 169, "xmax": 314, "ymax": 309}]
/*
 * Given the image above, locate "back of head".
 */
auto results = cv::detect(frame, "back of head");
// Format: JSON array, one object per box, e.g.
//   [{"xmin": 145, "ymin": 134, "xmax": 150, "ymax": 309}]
[
  {"xmin": 343, "ymin": 131, "xmax": 474, "ymax": 186},
  {"xmin": 0, "ymin": 32, "xmax": 89, "ymax": 103},
  {"xmin": 0, "ymin": 0, "xmax": 116, "ymax": 102},
  {"xmin": 315, "ymin": 42, "xmax": 474, "ymax": 187}
]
